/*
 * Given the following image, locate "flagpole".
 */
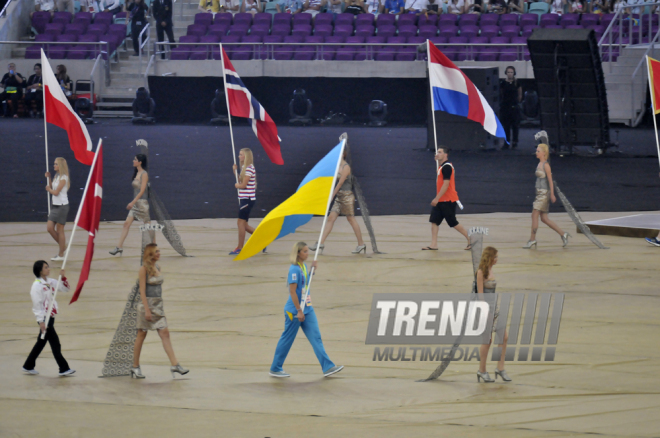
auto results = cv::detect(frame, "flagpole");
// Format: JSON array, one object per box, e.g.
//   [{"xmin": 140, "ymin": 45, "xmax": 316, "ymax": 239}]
[
  {"xmin": 219, "ymin": 43, "xmax": 241, "ymax": 204},
  {"xmin": 647, "ymin": 56, "xmax": 660, "ymax": 170},
  {"xmin": 41, "ymin": 139, "xmax": 101, "ymax": 339},
  {"xmin": 42, "ymin": 50, "xmax": 51, "ymax": 215},
  {"xmin": 427, "ymin": 40, "xmax": 439, "ymax": 164},
  {"xmin": 299, "ymin": 138, "xmax": 347, "ymax": 313}
]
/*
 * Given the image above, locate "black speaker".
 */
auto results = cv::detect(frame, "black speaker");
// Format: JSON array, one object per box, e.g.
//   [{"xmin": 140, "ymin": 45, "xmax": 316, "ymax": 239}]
[
  {"xmin": 427, "ymin": 67, "xmax": 500, "ymax": 151},
  {"xmin": 528, "ymin": 28, "xmax": 610, "ymax": 152}
]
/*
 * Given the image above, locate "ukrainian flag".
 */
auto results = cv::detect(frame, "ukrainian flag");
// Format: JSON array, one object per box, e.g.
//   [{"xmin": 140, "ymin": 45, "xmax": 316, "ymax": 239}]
[{"xmin": 234, "ymin": 140, "xmax": 346, "ymax": 260}]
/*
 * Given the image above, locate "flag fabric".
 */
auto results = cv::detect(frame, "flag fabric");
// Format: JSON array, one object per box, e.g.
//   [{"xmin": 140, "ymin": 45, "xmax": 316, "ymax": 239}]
[
  {"xmin": 234, "ymin": 141, "xmax": 345, "ymax": 260},
  {"xmin": 648, "ymin": 56, "xmax": 660, "ymax": 114},
  {"xmin": 70, "ymin": 142, "xmax": 103, "ymax": 304},
  {"xmin": 427, "ymin": 41, "xmax": 506, "ymax": 140},
  {"xmin": 41, "ymin": 50, "xmax": 94, "ymax": 165},
  {"xmin": 221, "ymin": 46, "xmax": 284, "ymax": 165}
]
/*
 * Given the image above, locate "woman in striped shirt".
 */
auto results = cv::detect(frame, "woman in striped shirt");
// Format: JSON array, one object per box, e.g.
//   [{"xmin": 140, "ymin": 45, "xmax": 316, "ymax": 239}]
[{"xmin": 231, "ymin": 148, "xmax": 257, "ymax": 255}]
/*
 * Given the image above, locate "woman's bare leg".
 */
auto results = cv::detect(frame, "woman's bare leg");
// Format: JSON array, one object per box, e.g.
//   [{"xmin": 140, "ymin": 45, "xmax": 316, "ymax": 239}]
[
  {"xmin": 496, "ymin": 332, "xmax": 509, "ymax": 371},
  {"xmin": 117, "ymin": 216, "xmax": 135, "ymax": 248},
  {"xmin": 237, "ymin": 219, "xmax": 248, "ymax": 248},
  {"xmin": 319, "ymin": 212, "xmax": 339, "ymax": 245},
  {"xmin": 56, "ymin": 223, "xmax": 66, "ymax": 257},
  {"xmin": 157, "ymin": 328, "xmax": 178, "ymax": 366},
  {"xmin": 133, "ymin": 329, "xmax": 147, "ymax": 367},
  {"xmin": 346, "ymin": 215, "xmax": 365, "ymax": 246},
  {"xmin": 47, "ymin": 221, "xmax": 59, "ymax": 244},
  {"xmin": 479, "ymin": 342, "xmax": 491, "ymax": 373},
  {"xmin": 529, "ymin": 210, "xmax": 540, "ymax": 241},
  {"xmin": 540, "ymin": 212, "xmax": 564, "ymax": 236}
]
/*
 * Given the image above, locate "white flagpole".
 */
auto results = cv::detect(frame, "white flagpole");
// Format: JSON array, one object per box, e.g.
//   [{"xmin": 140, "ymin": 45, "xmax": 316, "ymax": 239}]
[
  {"xmin": 647, "ymin": 56, "xmax": 660, "ymax": 170},
  {"xmin": 299, "ymin": 138, "xmax": 347, "ymax": 313},
  {"xmin": 41, "ymin": 139, "xmax": 101, "ymax": 339},
  {"xmin": 42, "ymin": 50, "xmax": 51, "ymax": 215},
  {"xmin": 427, "ymin": 40, "xmax": 439, "ymax": 164},
  {"xmin": 219, "ymin": 43, "xmax": 241, "ymax": 204}
]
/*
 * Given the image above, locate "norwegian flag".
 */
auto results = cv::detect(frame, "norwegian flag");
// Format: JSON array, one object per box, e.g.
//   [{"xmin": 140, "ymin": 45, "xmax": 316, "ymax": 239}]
[
  {"xmin": 70, "ymin": 141, "xmax": 103, "ymax": 304},
  {"xmin": 221, "ymin": 46, "xmax": 284, "ymax": 165}
]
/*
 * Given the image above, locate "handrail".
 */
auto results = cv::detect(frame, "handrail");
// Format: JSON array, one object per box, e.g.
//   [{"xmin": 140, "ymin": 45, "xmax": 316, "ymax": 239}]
[
  {"xmin": 144, "ymin": 53, "xmax": 155, "ymax": 89},
  {"xmin": 629, "ymin": 26, "xmax": 660, "ymax": 125},
  {"xmin": 139, "ymin": 22, "xmax": 151, "ymax": 72},
  {"xmin": 0, "ymin": 0, "xmax": 12, "ymax": 18},
  {"xmin": 89, "ymin": 53, "xmax": 102, "ymax": 104}
]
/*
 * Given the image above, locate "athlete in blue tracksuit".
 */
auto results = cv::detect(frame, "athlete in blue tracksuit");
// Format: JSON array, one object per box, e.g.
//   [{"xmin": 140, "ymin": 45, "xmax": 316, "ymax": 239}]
[{"xmin": 269, "ymin": 242, "xmax": 344, "ymax": 378}]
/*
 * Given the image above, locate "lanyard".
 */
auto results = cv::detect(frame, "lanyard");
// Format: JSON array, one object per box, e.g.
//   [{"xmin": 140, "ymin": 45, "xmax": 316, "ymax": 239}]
[{"xmin": 298, "ymin": 263, "xmax": 308, "ymax": 286}]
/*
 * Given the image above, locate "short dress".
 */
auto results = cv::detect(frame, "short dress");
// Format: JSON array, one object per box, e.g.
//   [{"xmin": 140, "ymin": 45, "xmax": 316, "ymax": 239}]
[
  {"xmin": 533, "ymin": 165, "xmax": 550, "ymax": 212},
  {"xmin": 128, "ymin": 170, "xmax": 150, "ymax": 222},
  {"xmin": 483, "ymin": 278, "xmax": 498, "ymax": 340},
  {"xmin": 136, "ymin": 270, "xmax": 167, "ymax": 330},
  {"xmin": 330, "ymin": 164, "xmax": 356, "ymax": 217}
]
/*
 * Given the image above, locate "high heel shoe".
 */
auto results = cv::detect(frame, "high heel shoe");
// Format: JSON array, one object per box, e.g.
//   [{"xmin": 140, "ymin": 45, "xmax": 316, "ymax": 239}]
[
  {"xmin": 171, "ymin": 363, "xmax": 189, "ymax": 378},
  {"xmin": 562, "ymin": 232, "xmax": 571, "ymax": 247},
  {"xmin": 309, "ymin": 242, "xmax": 324, "ymax": 254},
  {"xmin": 522, "ymin": 240, "xmax": 537, "ymax": 249},
  {"xmin": 476, "ymin": 370, "xmax": 494, "ymax": 383},
  {"xmin": 109, "ymin": 247, "xmax": 123, "ymax": 256},
  {"xmin": 352, "ymin": 244, "xmax": 366, "ymax": 254},
  {"xmin": 494, "ymin": 369, "xmax": 512, "ymax": 382},
  {"xmin": 130, "ymin": 366, "xmax": 145, "ymax": 379}
]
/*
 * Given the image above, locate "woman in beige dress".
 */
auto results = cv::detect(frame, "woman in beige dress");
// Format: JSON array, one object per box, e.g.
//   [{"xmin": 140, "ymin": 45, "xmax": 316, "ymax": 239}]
[
  {"xmin": 310, "ymin": 149, "xmax": 366, "ymax": 254},
  {"xmin": 110, "ymin": 154, "xmax": 153, "ymax": 256},
  {"xmin": 524, "ymin": 144, "xmax": 570, "ymax": 249},
  {"xmin": 130, "ymin": 243, "xmax": 188, "ymax": 379}
]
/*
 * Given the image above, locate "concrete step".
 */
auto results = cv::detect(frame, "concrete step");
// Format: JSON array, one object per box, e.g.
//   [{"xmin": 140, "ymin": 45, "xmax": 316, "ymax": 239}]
[
  {"xmin": 96, "ymin": 101, "xmax": 133, "ymax": 108},
  {"xmin": 94, "ymin": 110, "xmax": 133, "ymax": 117}
]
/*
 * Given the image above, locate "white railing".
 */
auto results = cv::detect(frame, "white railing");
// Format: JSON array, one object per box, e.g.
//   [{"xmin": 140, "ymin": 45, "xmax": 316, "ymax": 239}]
[
  {"xmin": 89, "ymin": 53, "xmax": 103, "ymax": 100},
  {"xmin": 0, "ymin": 0, "xmax": 12, "ymax": 18},
  {"xmin": 144, "ymin": 53, "xmax": 155, "ymax": 89},
  {"xmin": 138, "ymin": 22, "xmax": 151, "ymax": 72}
]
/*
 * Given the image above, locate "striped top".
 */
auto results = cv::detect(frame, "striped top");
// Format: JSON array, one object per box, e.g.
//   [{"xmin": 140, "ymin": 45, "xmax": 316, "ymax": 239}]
[{"xmin": 238, "ymin": 164, "xmax": 256, "ymax": 200}]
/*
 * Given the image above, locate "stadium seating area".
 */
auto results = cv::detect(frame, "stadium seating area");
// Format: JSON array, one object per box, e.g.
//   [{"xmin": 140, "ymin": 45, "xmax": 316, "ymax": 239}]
[{"xmin": 28, "ymin": 10, "xmax": 656, "ymax": 61}]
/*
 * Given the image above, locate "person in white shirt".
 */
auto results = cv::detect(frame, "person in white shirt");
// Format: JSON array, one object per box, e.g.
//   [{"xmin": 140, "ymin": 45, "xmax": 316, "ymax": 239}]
[
  {"xmin": 56, "ymin": 0, "xmax": 75, "ymax": 13},
  {"xmin": 423, "ymin": 0, "xmax": 440, "ymax": 15},
  {"xmin": 365, "ymin": 0, "xmax": 385, "ymax": 13},
  {"xmin": 326, "ymin": 0, "xmax": 343, "ymax": 13},
  {"xmin": 100, "ymin": 0, "xmax": 124, "ymax": 14},
  {"xmin": 22, "ymin": 261, "xmax": 76, "ymax": 376},
  {"xmin": 547, "ymin": 0, "xmax": 565, "ymax": 14},
  {"xmin": 32, "ymin": 0, "xmax": 55, "ymax": 18},
  {"xmin": 221, "ymin": 0, "xmax": 240, "ymax": 13},
  {"xmin": 405, "ymin": 0, "xmax": 426, "ymax": 14},
  {"xmin": 241, "ymin": 0, "xmax": 263, "ymax": 14},
  {"xmin": 302, "ymin": 0, "xmax": 327, "ymax": 16},
  {"xmin": 45, "ymin": 157, "xmax": 70, "ymax": 261},
  {"xmin": 80, "ymin": 0, "xmax": 101, "ymax": 12},
  {"xmin": 447, "ymin": 0, "xmax": 465, "ymax": 14}
]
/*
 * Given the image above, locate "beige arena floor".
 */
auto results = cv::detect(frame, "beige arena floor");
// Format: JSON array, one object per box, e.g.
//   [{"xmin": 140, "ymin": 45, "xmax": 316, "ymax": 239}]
[{"xmin": 0, "ymin": 212, "xmax": 658, "ymax": 437}]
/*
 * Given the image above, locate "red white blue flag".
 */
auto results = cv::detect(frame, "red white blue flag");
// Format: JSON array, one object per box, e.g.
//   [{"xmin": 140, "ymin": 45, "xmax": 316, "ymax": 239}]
[
  {"xmin": 221, "ymin": 46, "xmax": 284, "ymax": 165},
  {"xmin": 427, "ymin": 41, "xmax": 507, "ymax": 140}
]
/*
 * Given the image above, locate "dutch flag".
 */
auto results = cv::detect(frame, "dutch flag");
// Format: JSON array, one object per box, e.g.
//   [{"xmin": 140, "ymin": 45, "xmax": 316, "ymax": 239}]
[{"xmin": 428, "ymin": 41, "xmax": 507, "ymax": 141}]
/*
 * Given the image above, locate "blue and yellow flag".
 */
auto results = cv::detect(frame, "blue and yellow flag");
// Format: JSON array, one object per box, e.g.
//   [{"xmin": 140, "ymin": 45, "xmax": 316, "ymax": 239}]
[{"xmin": 234, "ymin": 140, "xmax": 345, "ymax": 260}]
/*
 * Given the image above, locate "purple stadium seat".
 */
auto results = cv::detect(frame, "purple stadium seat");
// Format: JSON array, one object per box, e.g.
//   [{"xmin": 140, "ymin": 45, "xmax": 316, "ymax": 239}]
[
  {"xmin": 67, "ymin": 34, "xmax": 99, "ymax": 60},
  {"xmin": 439, "ymin": 14, "xmax": 458, "ymax": 25},
  {"xmin": 254, "ymin": 12, "xmax": 272, "ymax": 27},
  {"xmin": 429, "ymin": 36, "xmax": 447, "ymax": 45},
  {"xmin": 250, "ymin": 24, "xmax": 270, "ymax": 37},
  {"xmin": 520, "ymin": 13, "xmax": 538, "ymax": 27},
  {"xmin": 221, "ymin": 34, "xmax": 242, "ymax": 59},
  {"xmin": 500, "ymin": 14, "xmax": 519, "ymax": 26},
  {"xmin": 398, "ymin": 14, "xmax": 417, "ymax": 27},
  {"xmin": 334, "ymin": 24, "xmax": 354, "ymax": 37},
  {"xmin": 45, "ymin": 23, "xmax": 65, "ymax": 36},
  {"xmin": 195, "ymin": 13, "xmax": 214, "ymax": 27},
  {"xmin": 107, "ymin": 23, "xmax": 127, "ymax": 43},
  {"xmin": 114, "ymin": 11, "xmax": 128, "ymax": 22},
  {"xmin": 459, "ymin": 14, "xmax": 478, "ymax": 27},
  {"xmin": 477, "ymin": 51, "xmax": 498, "ymax": 61},
  {"xmin": 503, "ymin": 36, "xmax": 527, "ymax": 61},
  {"xmin": 480, "ymin": 25, "xmax": 499, "ymax": 38},
  {"xmin": 335, "ymin": 35, "xmax": 365, "ymax": 61},
  {"xmin": 260, "ymin": 35, "xmax": 284, "ymax": 59},
  {"xmin": 187, "ymin": 24, "xmax": 207, "ymax": 37},
  {"xmin": 273, "ymin": 13, "xmax": 293, "ymax": 26},
  {"xmin": 74, "ymin": 11, "xmax": 92, "ymax": 24},
  {"xmin": 522, "ymin": 25, "xmax": 538, "ymax": 38},
  {"xmin": 94, "ymin": 12, "xmax": 113, "ymax": 26},
  {"xmin": 322, "ymin": 35, "xmax": 345, "ymax": 60},
  {"xmin": 376, "ymin": 14, "xmax": 395, "ymax": 27},
  {"xmin": 215, "ymin": 13, "xmax": 233, "ymax": 26},
  {"xmin": 544, "ymin": 24, "xmax": 562, "ymax": 30},
  {"xmin": 49, "ymin": 33, "xmax": 77, "ymax": 59},
  {"xmin": 190, "ymin": 35, "xmax": 220, "ymax": 60},
  {"xmin": 234, "ymin": 12, "xmax": 253, "ymax": 26},
  {"xmin": 315, "ymin": 13, "xmax": 334, "ymax": 27},
  {"xmin": 292, "ymin": 24, "xmax": 312, "ymax": 38},
  {"xmin": 315, "ymin": 24, "xmax": 333, "ymax": 38},
  {"xmin": 560, "ymin": 14, "xmax": 579, "ymax": 27},
  {"xmin": 480, "ymin": 14, "xmax": 499, "ymax": 26},
  {"xmin": 272, "ymin": 24, "xmax": 291, "ymax": 36},
  {"xmin": 274, "ymin": 35, "xmax": 302, "ymax": 60},
  {"xmin": 86, "ymin": 23, "xmax": 108, "ymax": 36},
  {"xmin": 396, "ymin": 35, "xmax": 424, "ymax": 61},
  {"xmin": 228, "ymin": 24, "xmax": 249, "ymax": 36},
  {"xmin": 209, "ymin": 24, "xmax": 229, "ymax": 38},
  {"xmin": 356, "ymin": 13, "xmax": 375, "ymax": 27},
  {"xmin": 540, "ymin": 14, "xmax": 560, "ymax": 28},
  {"xmin": 439, "ymin": 27, "xmax": 458, "ymax": 39},
  {"xmin": 398, "ymin": 24, "xmax": 417, "ymax": 38},
  {"xmin": 233, "ymin": 35, "xmax": 261, "ymax": 60},
  {"xmin": 335, "ymin": 13, "xmax": 355, "ymax": 27},
  {"xmin": 52, "ymin": 11, "xmax": 72, "ymax": 25},
  {"xmin": 375, "ymin": 36, "xmax": 403, "ymax": 61},
  {"xmin": 26, "ymin": 34, "xmax": 55, "ymax": 58},
  {"xmin": 32, "ymin": 17, "xmax": 51, "ymax": 35},
  {"xmin": 170, "ymin": 35, "xmax": 199, "ymax": 60},
  {"xmin": 376, "ymin": 24, "xmax": 396, "ymax": 38},
  {"xmin": 564, "ymin": 24, "xmax": 583, "ymax": 30},
  {"xmin": 364, "ymin": 35, "xmax": 386, "ymax": 60},
  {"xmin": 485, "ymin": 35, "xmax": 509, "ymax": 61},
  {"xmin": 356, "ymin": 25, "xmax": 375, "ymax": 38},
  {"xmin": 64, "ymin": 23, "xmax": 85, "ymax": 37},
  {"xmin": 459, "ymin": 25, "xmax": 478, "ymax": 39},
  {"xmin": 447, "ymin": 36, "xmax": 468, "ymax": 61},
  {"xmin": 293, "ymin": 13, "xmax": 312, "ymax": 27},
  {"xmin": 580, "ymin": 13, "xmax": 600, "ymax": 27},
  {"xmin": 418, "ymin": 14, "xmax": 438, "ymax": 27},
  {"xmin": 468, "ymin": 36, "xmax": 488, "ymax": 59},
  {"xmin": 501, "ymin": 25, "xmax": 520, "ymax": 38},
  {"xmin": 419, "ymin": 25, "xmax": 438, "ymax": 39},
  {"xmin": 294, "ymin": 35, "xmax": 323, "ymax": 60}
]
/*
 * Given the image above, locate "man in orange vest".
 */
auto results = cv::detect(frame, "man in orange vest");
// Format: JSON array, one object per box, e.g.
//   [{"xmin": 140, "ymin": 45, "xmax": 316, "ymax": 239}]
[{"xmin": 423, "ymin": 147, "xmax": 471, "ymax": 251}]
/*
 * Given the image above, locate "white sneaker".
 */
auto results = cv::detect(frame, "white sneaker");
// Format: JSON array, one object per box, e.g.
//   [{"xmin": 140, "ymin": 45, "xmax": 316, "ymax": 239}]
[
  {"xmin": 50, "ymin": 255, "xmax": 64, "ymax": 261},
  {"xmin": 269, "ymin": 370, "xmax": 290, "ymax": 378},
  {"xmin": 58, "ymin": 369, "xmax": 76, "ymax": 376},
  {"xmin": 22, "ymin": 367, "xmax": 39, "ymax": 375},
  {"xmin": 323, "ymin": 365, "xmax": 344, "ymax": 377}
]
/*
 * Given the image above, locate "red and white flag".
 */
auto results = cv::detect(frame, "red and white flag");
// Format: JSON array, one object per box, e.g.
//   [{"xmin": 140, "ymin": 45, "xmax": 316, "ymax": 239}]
[
  {"xmin": 221, "ymin": 46, "xmax": 284, "ymax": 165},
  {"xmin": 41, "ymin": 49, "xmax": 94, "ymax": 165},
  {"xmin": 70, "ymin": 141, "xmax": 103, "ymax": 304}
]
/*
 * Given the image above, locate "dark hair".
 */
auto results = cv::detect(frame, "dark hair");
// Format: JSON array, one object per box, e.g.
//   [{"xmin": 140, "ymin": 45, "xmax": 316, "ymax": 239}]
[
  {"xmin": 505, "ymin": 66, "xmax": 516, "ymax": 75},
  {"xmin": 33, "ymin": 260, "xmax": 48, "ymax": 278},
  {"xmin": 132, "ymin": 154, "xmax": 148, "ymax": 180},
  {"xmin": 34, "ymin": 63, "xmax": 42, "ymax": 69},
  {"xmin": 438, "ymin": 146, "xmax": 450, "ymax": 154}
]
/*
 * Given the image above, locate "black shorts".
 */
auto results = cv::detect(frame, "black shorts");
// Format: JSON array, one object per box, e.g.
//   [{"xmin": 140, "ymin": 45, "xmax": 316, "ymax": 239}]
[
  {"xmin": 238, "ymin": 198, "xmax": 255, "ymax": 221},
  {"xmin": 429, "ymin": 201, "xmax": 459, "ymax": 227}
]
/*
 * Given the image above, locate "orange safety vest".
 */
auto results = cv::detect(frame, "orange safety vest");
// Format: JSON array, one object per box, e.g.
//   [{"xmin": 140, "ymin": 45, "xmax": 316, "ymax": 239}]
[{"xmin": 436, "ymin": 162, "xmax": 459, "ymax": 203}]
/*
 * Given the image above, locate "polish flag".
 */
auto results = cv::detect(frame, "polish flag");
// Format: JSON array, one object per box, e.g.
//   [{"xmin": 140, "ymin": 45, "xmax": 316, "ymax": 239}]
[
  {"xmin": 41, "ymin": 49, "xmax": 94, "ymax": 165},
  {"xmin": 70, "ymin": 141, "xmax": 103, "ymax": 304}
]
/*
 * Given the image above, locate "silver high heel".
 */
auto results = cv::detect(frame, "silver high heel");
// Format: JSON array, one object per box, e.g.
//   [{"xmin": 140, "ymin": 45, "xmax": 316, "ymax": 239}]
[
  {"xmin": 494, "ymin": 369, "xmax": 512, "ymax": 382},
  {"xmin": 523, "ymin": 240, "xmax": 537, "ymax": 249},
  {"xmin": 109, "ymin": 247, "xmax": 123, "ymax": 256},
  {"xmin": 352, "ymin": 244, "xmax": 366, "ymax": 254},
  {"xmin": 309, "ymin": 242, "xmax": 324, "ymax": 254},
  {"xmin": 562, "ymin": 232, "xmax": 571, "ymax": 247},
  {"xmin": 130, "ymin": 366, "xmax": 145, "ymax": 379},
  {"xmin": 477, "ymin": 370, "xmax": 494, "ymax": 383},
  {"xmin": 171, "ymin": 363, "xmax": 189, "ymax": 378}
]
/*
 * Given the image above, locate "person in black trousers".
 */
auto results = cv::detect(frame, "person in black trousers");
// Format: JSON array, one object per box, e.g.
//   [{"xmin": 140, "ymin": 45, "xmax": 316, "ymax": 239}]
[
  {"xmin": 128, "ymin": 0, "xmax": 149, "ymax": 56},
  {"xmin": 23, "ymin": 261, "xmax": 76, "ymax": 376},
  {"xmin": 153, "ymin": 0, "xmax": 175, "ymax": 59},
  {"xmin": 500, "ymin": 66, "xmax": 523, "ymax": 149}
]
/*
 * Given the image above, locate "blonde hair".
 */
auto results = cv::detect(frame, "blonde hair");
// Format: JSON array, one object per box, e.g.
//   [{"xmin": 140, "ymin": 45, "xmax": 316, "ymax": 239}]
[
  {"xmin": 478, "ymin": 246, "xmax": 498, "ymax": 282},
  {"xmin": 537, "ymin": 144, "xmax": 550, "ymax": 162},
  {"xmin": 239, "ymin": 148, "xmax": 254, "ymax": 183},
  {"xmin": 289, "ymin": 241, "xmax": 308, "ymax": 265},
  {"xmin": 142, "ymin": 243, "xmax": 158, "ymax": 277},
  {"xmin": 54, "ymin": 157, "xmax": 70, "ymax": 189}
]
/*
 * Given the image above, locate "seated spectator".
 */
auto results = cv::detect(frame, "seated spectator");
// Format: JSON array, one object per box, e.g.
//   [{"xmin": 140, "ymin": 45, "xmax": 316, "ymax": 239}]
[
  {"xmin": 569, "ymin": 0, "xmax": 585, "ymax": 13},
  {"xmin": 487, "ymin": 0, "xmax": 507, "ymax": 14},
  {"xmin": 611, "ymin": 0, "xmax": 625, "ymax": 13},
  {"xmin": 100, "ymin": 0, "xmax": 124, "ymax": 14},
  {"xmin": 277, "ymin": 0, "xmax": 303, "ymax": 13},
  {"xmin": 547, "ymin": 0, "xmax": 566, "ymax": 14},
  {"xmin": 302, "ymin": 0, "xmax": 327, "ymax": 16},
  {"xmin": 24, "ymin": 63, "xmax": 44, "ymax": 118},
  {"xmin": 345, "ymin": 0, "xmax": 366, "ymax": 14},
  {"xmin": 80, "ymin": 0, "xmax": 100, "ymax": 12},
  {"xmin": 31, "ymin": 0, "xmax": 56, "ymax": 19},
  {"xmin": 405, "ymin": 0, "xmax": 425, "ymax": 14},
  {"xmin": 220, "ymin": 0, "xmax": 240, "ymax": 13},
  {"xmin": 1, "ymin": 63, "xmax": 25, "ymax": 118},
  {"xmin": 55, "ymin": 65, "xmax": 73, "ymax": 100},
  {"xmin": 447, "ymin": 0, "xmax": 465, "ymax": 14},
  {"xmin": 590, "ymin": 0, "xmax": 609, "ymax": 13},
  {"xmin": 626, "ymin": 0, "xmax": 644, "ymax": 14},
  {"xmin": 242, "ymin": 0, "xmax": 262, "ymax": 14},
  {"xmin": 507, "ymin": 0, "xmax": 523, "ymax": 13},
  {"xmin": 465, "ymin": 0, "xmax": 484, "ymax": 14},
  {"xmin": 132, "ymin": 87, "xmax": 156, "ymax": 124},
  {"xmin": 365, "ymin": 0, "xmax": 385, "ymax": 14},
  {"xmin": 384, "ymin": 0, "xmax": 405, "ymax": 14},
  {"xmin": 56, "ymin": 0, "xmax": 75, "ymax": 13},
  {"xmin": 326, "ymin": 0, "xmax": 343, "ymax": 13},
  {"xmin": 198, "ymin": 0, "xmax": 221, "ymax": 13}
]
